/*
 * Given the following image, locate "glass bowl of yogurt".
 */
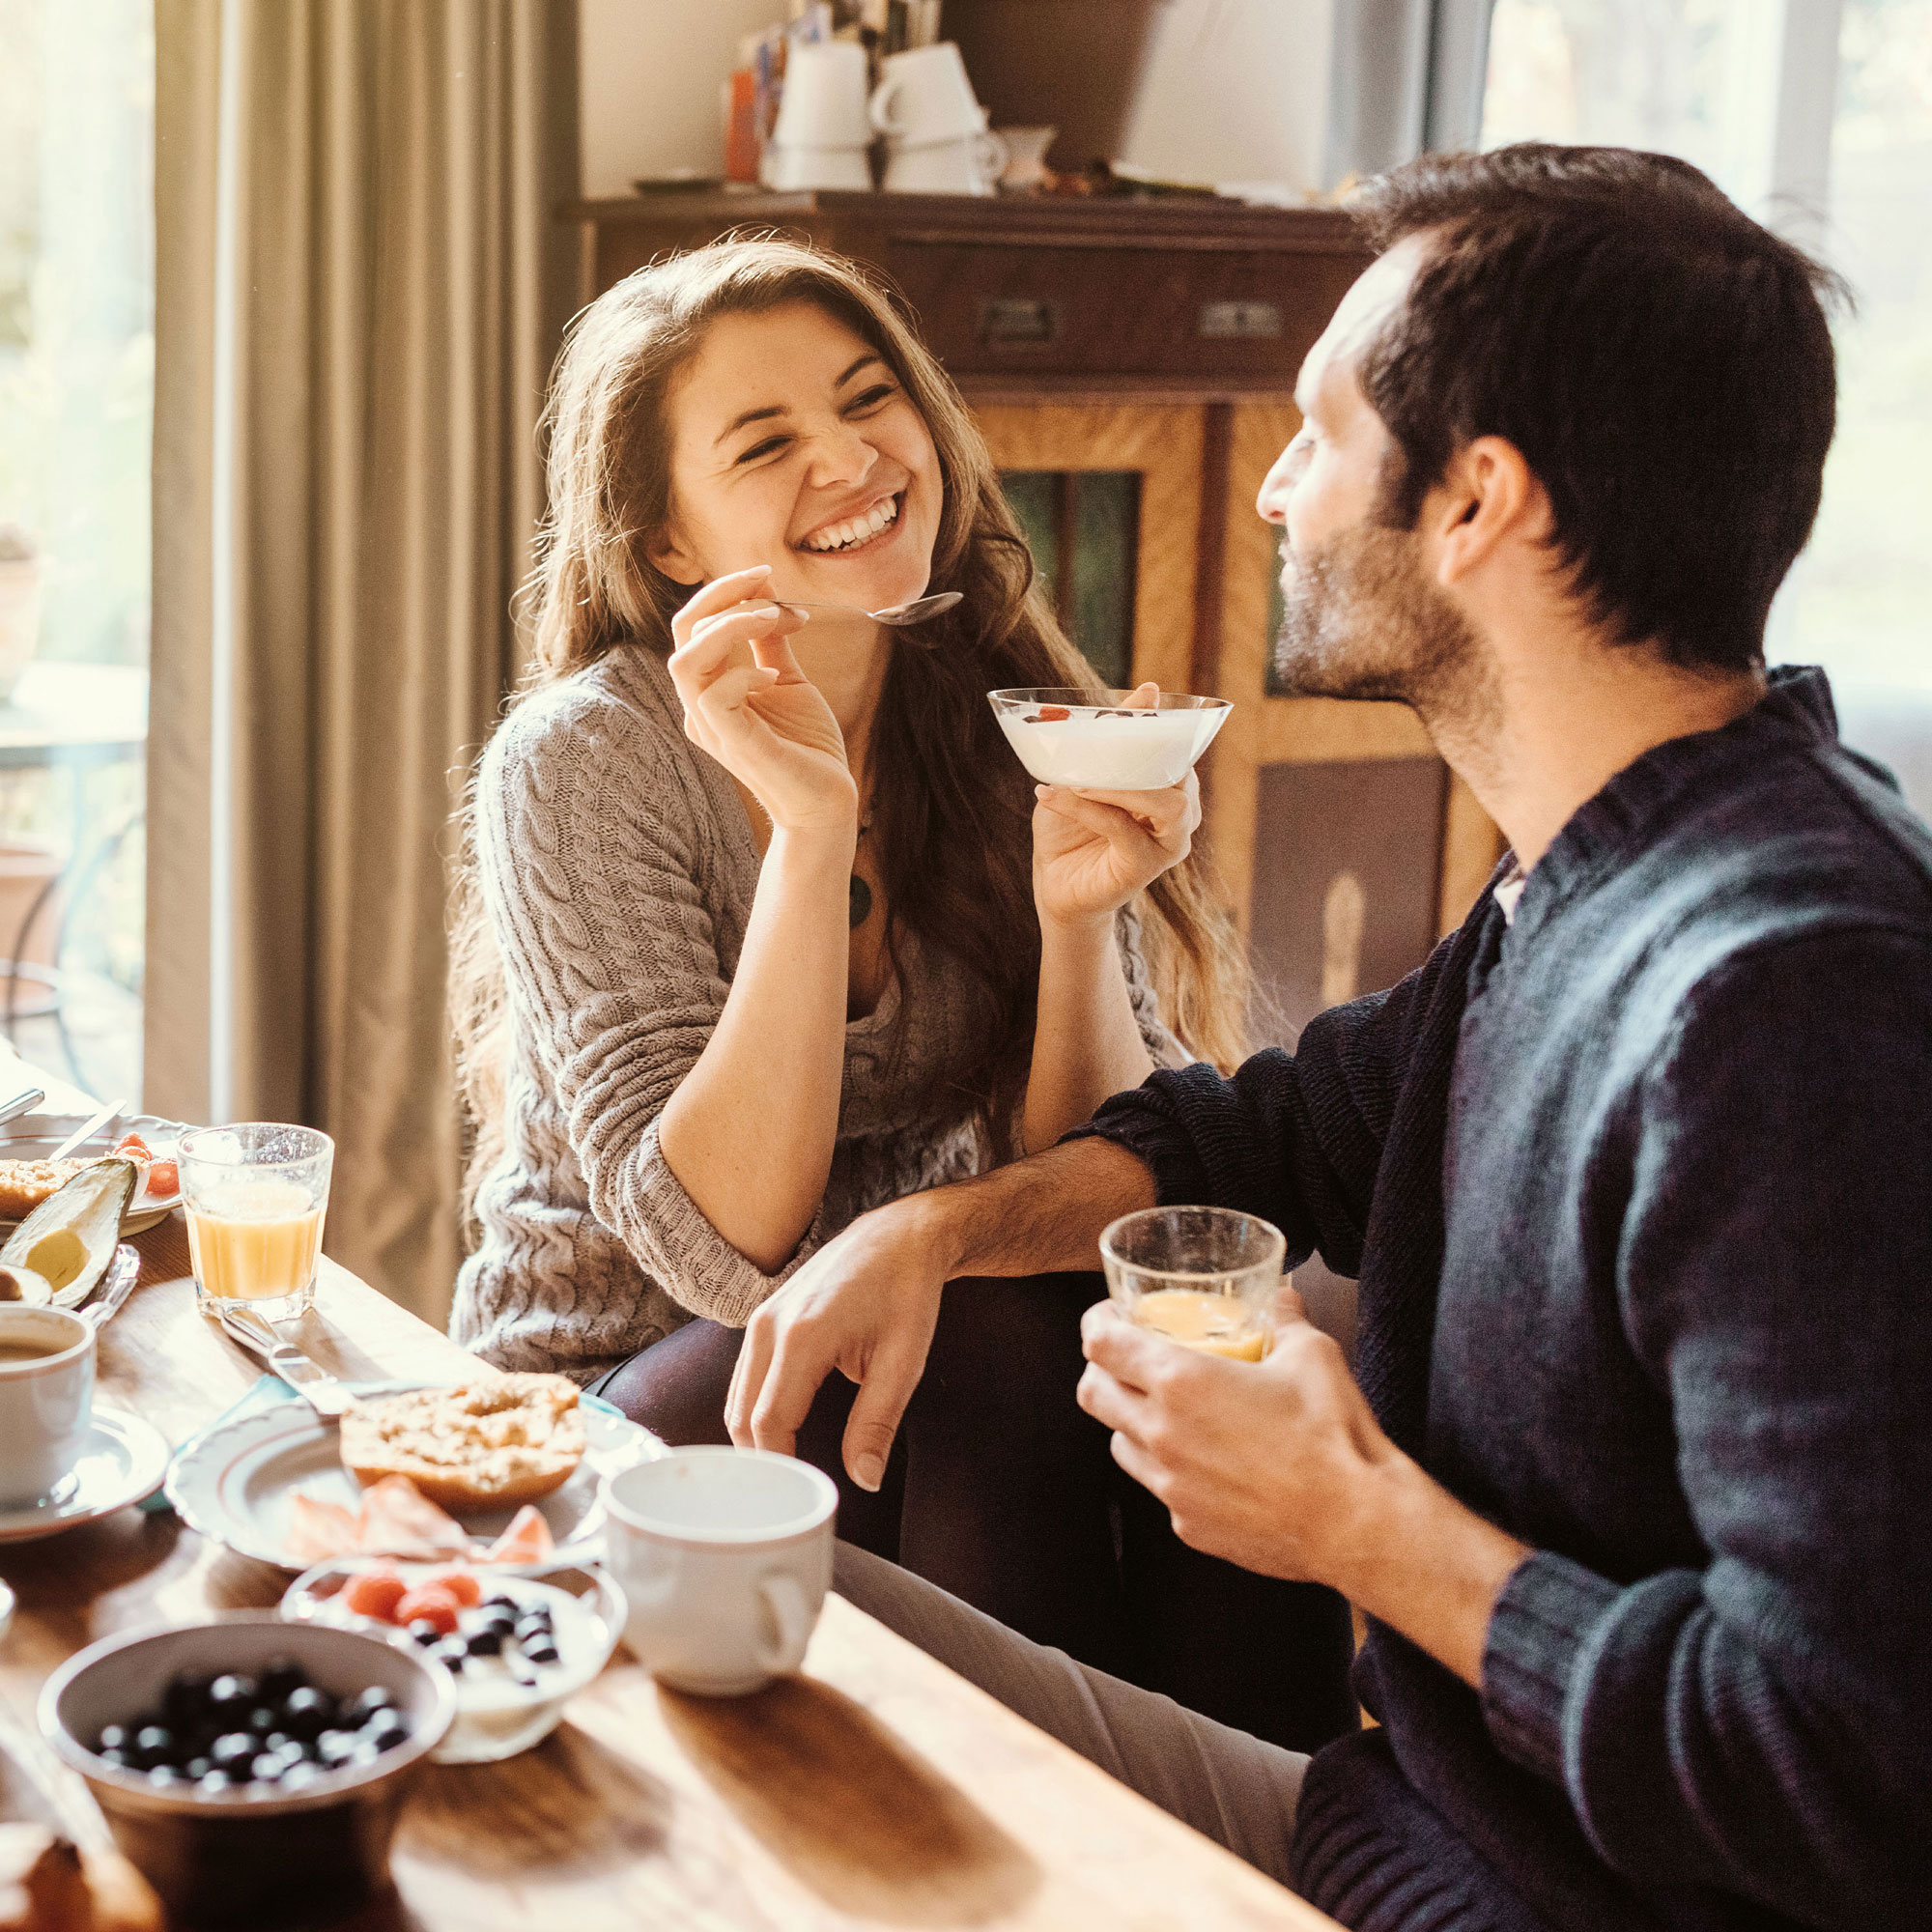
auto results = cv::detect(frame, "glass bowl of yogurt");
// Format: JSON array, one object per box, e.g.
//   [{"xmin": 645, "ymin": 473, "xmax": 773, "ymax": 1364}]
[
  {"xmin": 279, "ymin": 1559, "xmax": 625, "ymax": 1764},
  {"xmin": 988, "ymin": 689, "xmax": 1232, "ymax": 790}
]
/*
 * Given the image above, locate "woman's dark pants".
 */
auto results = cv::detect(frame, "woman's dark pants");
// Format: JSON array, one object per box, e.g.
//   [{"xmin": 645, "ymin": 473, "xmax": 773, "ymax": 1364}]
[{"xmin": 594, "ymin": 1272, "xmax": 1358, "ymax": 1754}]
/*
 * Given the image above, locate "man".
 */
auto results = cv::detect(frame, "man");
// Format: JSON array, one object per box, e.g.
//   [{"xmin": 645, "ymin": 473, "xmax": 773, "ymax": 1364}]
[{"xmin": 725, "ymin": 144, "xmax": 1932, "ymax": 1930}]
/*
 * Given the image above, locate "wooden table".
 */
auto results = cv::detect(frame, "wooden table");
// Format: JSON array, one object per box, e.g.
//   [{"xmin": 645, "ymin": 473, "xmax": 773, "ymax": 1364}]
[{"xmin": 0, "ymin": 1216, "xmax": 1343, "ymax": 1928}]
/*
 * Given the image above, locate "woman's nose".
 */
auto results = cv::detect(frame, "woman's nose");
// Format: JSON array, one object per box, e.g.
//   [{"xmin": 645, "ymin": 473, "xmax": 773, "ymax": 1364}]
[{"xmin": 804, "ymin": 420, "xmax": 878, "ymax": 489}]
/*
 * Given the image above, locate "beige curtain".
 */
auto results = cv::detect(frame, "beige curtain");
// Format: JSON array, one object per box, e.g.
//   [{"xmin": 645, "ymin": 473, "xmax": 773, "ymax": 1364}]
[{"xmin": 148, "ymin": 0, "xmax": 580, "ymax": 1321}]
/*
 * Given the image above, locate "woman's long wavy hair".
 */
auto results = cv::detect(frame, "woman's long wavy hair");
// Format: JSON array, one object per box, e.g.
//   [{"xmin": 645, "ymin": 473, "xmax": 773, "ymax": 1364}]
[{"xmin": 450, "ymin": 237, "xmax": 1247, "ymax": 1230}]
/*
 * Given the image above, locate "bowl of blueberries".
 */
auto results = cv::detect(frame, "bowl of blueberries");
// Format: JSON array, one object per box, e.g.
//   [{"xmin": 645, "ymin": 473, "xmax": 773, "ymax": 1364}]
[
  {"xmin": 38, "ymin": 1612, "xmax": 455, "ymax": 1930},
  {"xmin": 279, "ymin": 1558, "xmax": 626, "ymax": 1764}
]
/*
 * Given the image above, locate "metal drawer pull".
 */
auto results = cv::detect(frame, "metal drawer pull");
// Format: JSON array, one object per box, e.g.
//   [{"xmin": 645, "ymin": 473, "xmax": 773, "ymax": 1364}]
[
  {"xmin": 978, "ymin": 297, "xmax": 1057, "ymax": 344},
  {"xmin": 1199, "ymin": 299, "xmax": 1283, "ymax": 339}
]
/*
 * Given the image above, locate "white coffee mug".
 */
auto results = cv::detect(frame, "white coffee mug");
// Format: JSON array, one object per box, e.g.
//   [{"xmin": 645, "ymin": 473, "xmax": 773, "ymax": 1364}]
[
  {"xmin": 603, "ymin": 1447, "xmax": 838, "ymax": 1696},
  {"xmin": 760, "ymin": 141, "xmax": 875, "ymax": 193},
  {"xmin": 772, "ymin": 40, "xmax": 872, "ymax": 151},
  {"xmin": 869, "ymin": 42, "xmax": 987, "ymax": 146},
  {"xmin": 884, "ymin": 130, "xmax": 1009, "ymax": 197},
  {"xmin": 0, "ymin": 1306, "xmax": 95, "ymax": 1510}
]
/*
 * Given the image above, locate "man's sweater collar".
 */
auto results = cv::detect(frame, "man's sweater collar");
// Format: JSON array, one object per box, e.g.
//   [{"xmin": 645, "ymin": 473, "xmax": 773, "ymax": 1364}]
[{"xmin": 1501, "ymin": 665, "xmax": 1840, "ymax": 940}]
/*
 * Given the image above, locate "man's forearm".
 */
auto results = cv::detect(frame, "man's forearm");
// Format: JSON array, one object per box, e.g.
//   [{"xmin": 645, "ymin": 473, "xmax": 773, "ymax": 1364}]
[{"xmin": 915, "ymin": 1134, "xmax": 1157, "ymax": 1280}]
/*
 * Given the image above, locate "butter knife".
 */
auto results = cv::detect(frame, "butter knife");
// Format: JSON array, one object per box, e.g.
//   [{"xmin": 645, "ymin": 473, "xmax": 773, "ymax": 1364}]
[{"xmin": 215, "ymin": 1303, "xmax": 357, "ymax": 1420}]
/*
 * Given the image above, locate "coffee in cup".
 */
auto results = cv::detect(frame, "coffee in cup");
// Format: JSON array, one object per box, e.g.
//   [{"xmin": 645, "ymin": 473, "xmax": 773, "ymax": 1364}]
[
  {"xmin": 601, "ymin": 1447, "xmax": 837, "ymax": 1696},
  {"xmin": 0, "ymin": 1305, "xmax": 95, "ymax": 1509}
]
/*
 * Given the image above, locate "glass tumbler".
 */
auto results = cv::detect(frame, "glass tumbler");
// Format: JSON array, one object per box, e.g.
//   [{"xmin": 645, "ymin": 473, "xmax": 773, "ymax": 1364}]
[
  {"xmin": 180, "ymin": 1123, "xmax": 334, "ymax": 1321},
  {"xmin": 1098, "ymin": 1205, "xmax": 1287, "ymax": 1360}
]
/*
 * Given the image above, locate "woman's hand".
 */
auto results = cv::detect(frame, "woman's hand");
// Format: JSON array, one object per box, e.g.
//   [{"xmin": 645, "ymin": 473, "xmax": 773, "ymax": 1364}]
[
  {"xmin": 668, "ymin": 566, "xmax": 856, "ymax": 835},
  {"xmin": 1031, "ymin": 684, "xmax": 1201, "ymax": 931}
]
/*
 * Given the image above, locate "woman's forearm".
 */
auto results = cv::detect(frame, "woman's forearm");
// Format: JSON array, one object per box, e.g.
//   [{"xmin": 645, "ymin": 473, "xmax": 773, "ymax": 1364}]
[
  {"xmin": 659, "ymin": 825, "xmax": 854, "ymax": 1272},
  {"xmin": 1021, "ymin": 914, "xmax": 1155, "ymax": 1154}
]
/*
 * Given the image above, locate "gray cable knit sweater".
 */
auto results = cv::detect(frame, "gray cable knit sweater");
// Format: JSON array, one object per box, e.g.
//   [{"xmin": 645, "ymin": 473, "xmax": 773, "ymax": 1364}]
[{"xmin": 452, "ymin": 643, "xmax": 1176, "ymax": 1382}]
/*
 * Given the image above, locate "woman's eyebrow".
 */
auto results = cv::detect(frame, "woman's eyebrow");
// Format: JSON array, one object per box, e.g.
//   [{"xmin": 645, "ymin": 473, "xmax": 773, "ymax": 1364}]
[{"xmin": 835, "ymin": 353, "xmax": 882, "ymax": 386}]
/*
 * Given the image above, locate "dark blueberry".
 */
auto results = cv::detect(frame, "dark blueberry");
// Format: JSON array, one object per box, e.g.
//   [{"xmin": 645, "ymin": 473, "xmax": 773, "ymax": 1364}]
[
  {"xmin": 161, "ymin": 1673, "xmax": 214, "ymax": 1727},
  {"xmin": 247, "ymin": 1705, "xmax": 280, "ymax": 1736},
  {"xmin": 345, "ymin": 1686, "xmax": 397, "ymax": 1722},
  {"xmin": 96, "ymin": 1723, "xmax": 129, "ymax": 1753},
  {"xmin": 481, "ymin": 1593, "xmax": 518, "ymax": 1612},
  {"xmin": 210, "ymin": 1732, "xmax": 258, "ymax": 1774},
  {"xmin": 278, "ymin": 1685, "xmax": 335, "ymax": 1739},
  {"xmin": 207, "ymin": 1673, "xmax": 257, "ymax": 1719},
  {"xmin": 512, "ymin": 1617, "xmax": 551, "ymax": 1644},
  {"xmin": 315, "ymin": 1729, "xmax": 359, "ymax": 1768},
  {"xmin": 280, "ymin": 1762, "xmax": 323, "ymax": 1791},
  {"xmin": 408, "ymin": 1618, "xmax": 441, "ymax": 1646},
  {"xmin": 97, "ymin": 1747, "xmax": 129, "ymax": 1769},
  {"xmin": 262, "ymin": 1730, "xmax": 293, "ymax": 1751},
  {"xmin": 523, "ymin": 1640, "xmax": 559, "ymax": 1665},
  {"xmin": 349, "ymin": 1740, "xmax": 384, "ymax": 1767},
  {"xmin": 362, "ymin": 1713, "xmax": 411, "ymax": 1754},
  {"xmin": 196, "ymin": 1769, "xmax": 232, "ymax": 1794},
  {"xmin": 257, "ymin": 1657, "xmax": 307, "ymax": 1702},
  {"xmin": 184, "ymin": 1756, "xmax": 212, "ymax": 1779},
  {"xmin": 249, "ymin": 1753, "xmax": 288, "ymax": 1782},
  {"xmin": 465, "ymin": 1627, "xmax": 504, "ymax": 1657},
  {"xmin": 429, "ymin": 1638, "xmax": 469, "ymax": 1673},
  {"xmin": 130, "ymin": 1724, "xmax": 176, "ymax": 1771},
  {"xmin": 147, "ymin": 1765, "xmax": 182, "ymax": 1788}
]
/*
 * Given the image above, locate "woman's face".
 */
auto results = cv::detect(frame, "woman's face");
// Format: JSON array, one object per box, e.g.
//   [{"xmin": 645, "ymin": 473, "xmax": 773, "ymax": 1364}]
[{"xmin": 649, "ymin": 300, "xmax": 943, "ymax": 615}]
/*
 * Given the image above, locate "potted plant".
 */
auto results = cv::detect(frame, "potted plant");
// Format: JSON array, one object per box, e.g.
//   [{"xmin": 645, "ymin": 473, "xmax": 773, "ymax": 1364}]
[{"xmin": 0, "ymin": 523, "xmax": 42, "ymax": 705}]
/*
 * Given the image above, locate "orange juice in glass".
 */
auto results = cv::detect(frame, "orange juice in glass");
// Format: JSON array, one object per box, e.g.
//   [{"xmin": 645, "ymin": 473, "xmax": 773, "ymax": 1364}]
[
  {"xmin": 180, "ymin": 1124, "xmax": 333, "ymax": 1321},
  {"xmin": 1099, "ymin": 1206, "xmax": 1285, "ymax": 1361}
]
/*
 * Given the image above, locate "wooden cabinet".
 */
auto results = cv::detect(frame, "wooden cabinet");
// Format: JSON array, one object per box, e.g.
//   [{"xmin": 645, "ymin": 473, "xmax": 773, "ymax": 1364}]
[{"xmin": 571, "ymin": 191, "xmax": 1502, "ymax": 1042}]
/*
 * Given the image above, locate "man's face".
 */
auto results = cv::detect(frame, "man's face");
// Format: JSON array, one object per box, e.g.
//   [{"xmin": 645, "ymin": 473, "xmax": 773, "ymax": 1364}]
[{"xmin": 1256, "ymin": 238, "xmax": 1483, "ymax": 711}]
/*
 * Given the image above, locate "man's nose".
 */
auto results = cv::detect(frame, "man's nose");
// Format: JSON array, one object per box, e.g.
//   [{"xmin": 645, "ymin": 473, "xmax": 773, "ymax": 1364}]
[{"xmin": 1255, "ymin": 443, "xmax": 1297, "ymax": 525}]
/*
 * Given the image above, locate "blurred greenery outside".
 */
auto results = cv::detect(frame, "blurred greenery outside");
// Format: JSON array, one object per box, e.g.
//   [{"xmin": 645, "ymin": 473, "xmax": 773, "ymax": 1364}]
[
  {"xmin": 0, "ymin": 0, "xmax": 152, "ymax": 1096},
  {"xmin": 999, "ymin": 469, "xmax": 1140, "ymax": 690}
]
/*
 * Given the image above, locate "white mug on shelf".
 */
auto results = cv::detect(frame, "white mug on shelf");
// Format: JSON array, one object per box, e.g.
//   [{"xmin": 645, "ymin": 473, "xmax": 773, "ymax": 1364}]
[
  {"xmin": 760, "ymin": 142, "xmax": 875, "ymax": 192},
  {"xmin": 995, "ymin": 126, "xmax": 1058, "ymax": 193},
  {"xmin": 0, "ymin": 1305, "xmax": 94, "ymax": 1509},
  {"xmin": 603, "ymin": 1447, "xmax": 838, "ymax": 1696},
  {"xmin": 883, "ymin": 129, "xmax": 1009, "ymax": 197},
  {"xmin": 771, "ymin": 39, "xmax": 871, "ymax": 152},
  {"xmin": 869, "ymin": 41, "xmax": 988, "ymax": 147}
]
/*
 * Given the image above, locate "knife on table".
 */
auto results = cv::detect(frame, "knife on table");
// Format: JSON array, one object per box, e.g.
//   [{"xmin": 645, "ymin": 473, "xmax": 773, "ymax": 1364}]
[{"xmin": 214, "ymin": 1303, "xmax": 357, "ymax": 1421}]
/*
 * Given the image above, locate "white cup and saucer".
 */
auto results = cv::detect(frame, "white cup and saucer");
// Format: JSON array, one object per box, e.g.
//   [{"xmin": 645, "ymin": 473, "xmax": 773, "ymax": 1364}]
[
  {"xmin": 871, "ymin": 42, "xmax": 1007, "ymax": 197},
  {"xmin": 601, "ymin": 1447, "xmax": 838, "ymax": 1696},
  {"xmin": 762, "ymin": 40, "xmax": 875, "ymax": 193},
  {"xmin": 0, "ymin": 1305, "xmax": 170, "ymax": 1544}
]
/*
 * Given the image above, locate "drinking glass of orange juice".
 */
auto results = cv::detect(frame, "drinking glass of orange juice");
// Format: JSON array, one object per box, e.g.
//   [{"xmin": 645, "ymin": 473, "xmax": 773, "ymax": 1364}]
[
  {"xmin": 1099, "ymin": 1206, "xmax": 1286, "ymax": 1360},
  {"xmin": 179, "ymin": 1124, "xmax": 334, "ymax": 1321}
]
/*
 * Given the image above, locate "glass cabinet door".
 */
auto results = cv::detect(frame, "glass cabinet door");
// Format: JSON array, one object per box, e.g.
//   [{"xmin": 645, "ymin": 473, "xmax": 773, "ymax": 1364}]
[{"xmin": 998, "ymin": 469, "xmax": 1142, "ymax": 690}]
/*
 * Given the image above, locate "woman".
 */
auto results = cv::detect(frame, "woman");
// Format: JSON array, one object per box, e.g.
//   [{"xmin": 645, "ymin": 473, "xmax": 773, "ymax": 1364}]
[{"xmin": 449, "ymin": 240, "xmax": 1354, "ymax": 1746}]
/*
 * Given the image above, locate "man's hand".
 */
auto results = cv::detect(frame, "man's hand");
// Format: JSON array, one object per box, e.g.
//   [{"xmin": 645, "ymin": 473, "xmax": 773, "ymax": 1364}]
[
  {"xmin": 725, "ymin": 1195, "xmax": 954, "ymax": 1492},
  {"xmin": 1077, "ymin": 1290, "xmax": 1532, "ymax": 1689}
]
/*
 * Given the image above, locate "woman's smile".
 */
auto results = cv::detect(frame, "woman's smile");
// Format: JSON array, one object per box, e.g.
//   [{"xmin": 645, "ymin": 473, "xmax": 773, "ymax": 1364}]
[{"xmin": 794, "ymin": 488, "xmax": 906, "ymax": 560}]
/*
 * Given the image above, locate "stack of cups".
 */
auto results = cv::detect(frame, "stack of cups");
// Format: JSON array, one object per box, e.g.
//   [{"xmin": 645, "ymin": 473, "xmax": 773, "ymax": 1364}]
[
  {"xmin": 872, "ymin": 43, "xmax": 1009, "ymax": 196},
  {"xmin": 762, "ymin": 41, "xmax": 873, "ymax": 191}
]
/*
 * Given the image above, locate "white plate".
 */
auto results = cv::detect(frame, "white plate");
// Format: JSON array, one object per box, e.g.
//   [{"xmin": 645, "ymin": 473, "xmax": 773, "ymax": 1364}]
[
  {"xmin": 0, "ymin": 1112, "xmax": 189, "ymax": 1236},
  {"xmin": 0, "ymin": 1406, "xmax": 171, "ymax": 1544},
  {"xmin": 164, "ymin": 1388, "xmax": 664, "ymax": 1571}
]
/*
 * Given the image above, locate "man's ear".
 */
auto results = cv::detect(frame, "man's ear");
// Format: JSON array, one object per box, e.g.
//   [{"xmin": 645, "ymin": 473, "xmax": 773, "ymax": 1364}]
[{"xmin": 1432, "ymin": 436, "xmax": 1547, "ymax": 588}]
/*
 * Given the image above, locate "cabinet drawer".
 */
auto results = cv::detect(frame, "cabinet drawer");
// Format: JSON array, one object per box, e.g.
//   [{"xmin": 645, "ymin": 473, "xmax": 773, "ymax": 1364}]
[{"xmin": 880, "ymin": 241, "xmax": 1359, "ymax": 381}]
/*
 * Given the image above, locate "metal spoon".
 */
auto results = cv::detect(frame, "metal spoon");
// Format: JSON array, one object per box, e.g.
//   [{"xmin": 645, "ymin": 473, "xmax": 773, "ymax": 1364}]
[{"xmin": 778, "ymin": 591, "xmax": 961, "ymax": 627}]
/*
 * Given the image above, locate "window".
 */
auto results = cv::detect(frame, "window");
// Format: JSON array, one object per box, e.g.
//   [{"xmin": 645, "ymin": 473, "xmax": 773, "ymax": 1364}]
[
  {"xmin": 0, "ymin": 0, "xmax": 152, "ymax": 1098},
  {"xmin": 1481, "ymin": 1, "xmax": 1932, "ymax": 754}
]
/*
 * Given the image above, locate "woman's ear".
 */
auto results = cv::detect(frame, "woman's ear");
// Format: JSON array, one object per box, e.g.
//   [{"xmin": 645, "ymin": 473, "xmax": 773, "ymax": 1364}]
[{"xmin": 646, "ymin": 523, "xmax": 699, "ymax": 582}]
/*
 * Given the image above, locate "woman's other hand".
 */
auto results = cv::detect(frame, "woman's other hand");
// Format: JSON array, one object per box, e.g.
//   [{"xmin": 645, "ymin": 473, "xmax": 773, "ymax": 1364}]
[
  {"xmin": 1031, "ymin": 684, "xmax": 1201, "ymax": 930},
  {"xmin": 668, "ymin": 566, "xmax": 857, "ymax": 834}
]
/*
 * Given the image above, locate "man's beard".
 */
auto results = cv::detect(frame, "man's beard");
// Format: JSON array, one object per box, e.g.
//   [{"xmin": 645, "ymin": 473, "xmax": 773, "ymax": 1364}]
[{"xmin": 1273, "ymin": 521, "xmax": 1493, "ymax": 729}]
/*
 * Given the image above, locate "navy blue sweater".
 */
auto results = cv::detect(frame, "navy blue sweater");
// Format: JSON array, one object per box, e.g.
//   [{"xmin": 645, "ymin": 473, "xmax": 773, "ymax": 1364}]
[{"xmin": 1080, "ymin": 669, "xmax": 1932, "ymax": 1930}]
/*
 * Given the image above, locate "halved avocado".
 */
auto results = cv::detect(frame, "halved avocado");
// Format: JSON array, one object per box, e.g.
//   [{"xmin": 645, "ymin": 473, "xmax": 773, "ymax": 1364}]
[{"xmin": 0, "ymin": 1160, "xmax": 135, "ymax": 1309}]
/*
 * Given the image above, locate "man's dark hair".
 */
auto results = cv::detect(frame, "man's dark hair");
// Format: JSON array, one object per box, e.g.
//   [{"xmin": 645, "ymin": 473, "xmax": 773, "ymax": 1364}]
[{"xmin": 1347, "ymin": 144, "xmax": 1847, "ymax": 673}]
